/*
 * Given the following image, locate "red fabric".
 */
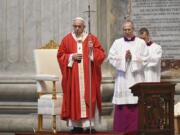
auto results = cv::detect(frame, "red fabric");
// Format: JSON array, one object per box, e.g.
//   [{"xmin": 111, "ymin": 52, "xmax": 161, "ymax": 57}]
[{"xmin": 57, "ymin": 33, "xmax": 106, "ymax": 121}]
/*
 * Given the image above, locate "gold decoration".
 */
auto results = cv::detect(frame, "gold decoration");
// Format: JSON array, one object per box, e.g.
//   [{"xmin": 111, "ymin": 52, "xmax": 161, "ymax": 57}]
[{"xmin": 40, "ymin": 40, "xmax": 59, "ymax": 49}]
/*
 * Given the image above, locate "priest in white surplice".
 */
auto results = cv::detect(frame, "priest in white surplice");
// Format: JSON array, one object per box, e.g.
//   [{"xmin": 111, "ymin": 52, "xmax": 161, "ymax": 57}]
[
  {"xmin": 108, "ymin": 20, "xmax": 149, "ymax": 134},
  {"xmin": 139, "ymin": 27, "xmax": 162, "ymax": 82}
]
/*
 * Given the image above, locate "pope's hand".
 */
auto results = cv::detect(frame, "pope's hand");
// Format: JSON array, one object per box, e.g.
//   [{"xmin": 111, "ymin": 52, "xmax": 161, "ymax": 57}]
[
  {"xmin": 72, "ymin": 53, "xmax": 82, "ymax": 63},
  {"xmin": 88, "ymin": 40, "xmax": 93, "ymax": 48},
  {"xmin": 125, "ymin": 50, "xmax": 132, "ymax": 61}
]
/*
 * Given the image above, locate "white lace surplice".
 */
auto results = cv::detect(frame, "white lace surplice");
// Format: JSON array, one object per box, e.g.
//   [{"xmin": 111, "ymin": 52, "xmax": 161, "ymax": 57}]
[{"xmin": 108, "ymin": 37, "xmax": 149, "ymax": 105}]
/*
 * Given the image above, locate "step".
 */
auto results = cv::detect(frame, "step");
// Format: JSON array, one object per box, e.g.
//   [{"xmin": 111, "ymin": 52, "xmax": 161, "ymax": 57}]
[
  {"xmin": 0, "ymin": 102, "xmax": 37, "ymax": 114},
  {"xmin": 0, "ymin": 114, "xmax": 113, "ymax": 132},
  {"xmin": 0, "ymin": 101, "xmax": 113, "ymax": 115},
  {"xmin": 0, "ymin": 80, "xmax": 37, "ymax": 102},
  {"xmin": 0, "ymin": 76, "xmax": 115, "ymax": 103}
]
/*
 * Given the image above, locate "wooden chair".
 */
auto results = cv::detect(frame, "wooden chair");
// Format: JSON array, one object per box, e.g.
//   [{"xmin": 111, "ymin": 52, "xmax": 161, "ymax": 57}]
[
  {"xmin": 33, "ymin": 40, "xmax": 62, "ymax": 133},
  {"xmin": 174, "ymin": 102, "xmax": 180, "ymax": 134}
]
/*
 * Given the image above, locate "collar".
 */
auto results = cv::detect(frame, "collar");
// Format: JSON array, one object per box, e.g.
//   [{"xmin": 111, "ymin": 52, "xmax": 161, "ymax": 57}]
[
  {"xmin": 147, "ymin": 41, "xmax": 153, "ymax": 46},
  {"xmin": 124, "ymin": 36, "xmax": 136, "ymax": 42},
  {"xmin": 72, "ymin": 31, "xmax": 88, "ymax": 43}
]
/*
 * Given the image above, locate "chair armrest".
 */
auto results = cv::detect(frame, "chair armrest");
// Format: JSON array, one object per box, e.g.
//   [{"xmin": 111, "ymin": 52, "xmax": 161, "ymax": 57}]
[
  {"xmin": 175, "ymin": 102, "xmax": 180, "ymax": 116},
  {"xmin": 33, "ymin": 74, "xmax": 59, "ymax": 99},
  {"xmin": 34, "ymin": 74, "xmax": 59, "ymax": 81}
]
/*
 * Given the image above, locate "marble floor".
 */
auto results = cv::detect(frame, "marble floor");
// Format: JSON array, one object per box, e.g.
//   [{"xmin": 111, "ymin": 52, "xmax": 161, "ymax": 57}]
[
  {"xmin": 0, "ymin": 133, "xmax": 15, "ymax": 135},
  {"xmin": 0, "ymin": 132, "xmax": 177, "ymax": 135}
]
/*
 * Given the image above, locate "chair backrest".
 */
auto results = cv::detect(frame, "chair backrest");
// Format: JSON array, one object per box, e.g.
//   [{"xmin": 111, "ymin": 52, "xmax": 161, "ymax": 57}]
[{"xmin": 34, "ymin": 41, "xmax": 62, "ymax": 93}]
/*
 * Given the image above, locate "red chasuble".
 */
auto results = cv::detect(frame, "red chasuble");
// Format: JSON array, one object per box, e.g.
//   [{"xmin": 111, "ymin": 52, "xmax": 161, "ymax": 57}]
[{"xmin": 57, "ymin": 33, "xmax": 106, "ymax": 121}]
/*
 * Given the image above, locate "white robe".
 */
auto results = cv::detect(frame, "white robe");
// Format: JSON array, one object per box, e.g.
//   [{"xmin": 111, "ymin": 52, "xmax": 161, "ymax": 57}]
[
  {"xmin": 144, "ymin": 42, "xmax": 162, "ymax": 82},
  {"xmin": 108, "ymin": 37, "xmax": 149, "ymax": 105}
]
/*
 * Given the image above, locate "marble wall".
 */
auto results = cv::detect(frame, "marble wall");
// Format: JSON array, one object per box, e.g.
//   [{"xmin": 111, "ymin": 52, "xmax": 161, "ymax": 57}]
[
  {"xmin": 1, "ymin": 0, "xmax": 179, "ymax": 99},
  {"xmin": 97, "ymin": 0, "xmax": 129, "ymax": 77},
  {"xmin": 1, "ymin": 0, "xmax": 180, "ymax": 81},
  {"xmin": 0, "ymin": 0, "xmax": 97, "ymax": 78},
  {"xmin": 0, "ymin": 0, "xmax": 129, "ymax": 79}
]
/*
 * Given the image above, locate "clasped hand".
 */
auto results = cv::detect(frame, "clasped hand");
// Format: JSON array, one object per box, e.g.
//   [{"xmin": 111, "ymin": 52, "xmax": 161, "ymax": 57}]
[
  {"xmin": 72, "ymin": 53, "xmax": 82, "ymax": 61},
  {"xmin": 125, "ymin": 50, "xmax": 132, "ymax": 61}
]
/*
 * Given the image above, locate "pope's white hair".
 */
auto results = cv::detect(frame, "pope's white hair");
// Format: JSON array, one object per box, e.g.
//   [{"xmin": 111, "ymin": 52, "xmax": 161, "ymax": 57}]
[{"xmin": 72, "ymin": 17, "xmax": 86, "ymax": 25}]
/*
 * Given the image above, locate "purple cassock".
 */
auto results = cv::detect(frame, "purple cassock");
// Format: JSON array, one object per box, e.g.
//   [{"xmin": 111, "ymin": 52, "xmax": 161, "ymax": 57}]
[{"xmin": 113, "ymin": 104, "xmax": 138, "ymax": 134}]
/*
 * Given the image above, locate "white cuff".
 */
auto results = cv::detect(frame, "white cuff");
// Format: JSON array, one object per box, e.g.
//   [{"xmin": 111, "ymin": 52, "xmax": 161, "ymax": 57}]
[
  {"xmin": 90, "ymin": 52, "xmax": 94, "ymax": 61},
  {"xmin": 68, "ymin": 54, "xmax": 74, "ymax": 67}
]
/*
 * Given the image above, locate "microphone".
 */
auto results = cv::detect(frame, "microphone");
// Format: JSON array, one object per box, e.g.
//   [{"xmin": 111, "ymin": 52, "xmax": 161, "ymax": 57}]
[
  {"xmin": 77, "ymin": 59, "xmax": 81, "ymax": 63},
  {"xmin": 77, "ymin": 53, "xmax": 82, "ymax": 63}
]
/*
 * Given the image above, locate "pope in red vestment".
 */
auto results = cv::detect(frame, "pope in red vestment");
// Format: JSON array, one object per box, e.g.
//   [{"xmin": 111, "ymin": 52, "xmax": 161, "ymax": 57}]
[{"xmin": 57, "ymin": 17, "xmax": 106, "ymax": 133}]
